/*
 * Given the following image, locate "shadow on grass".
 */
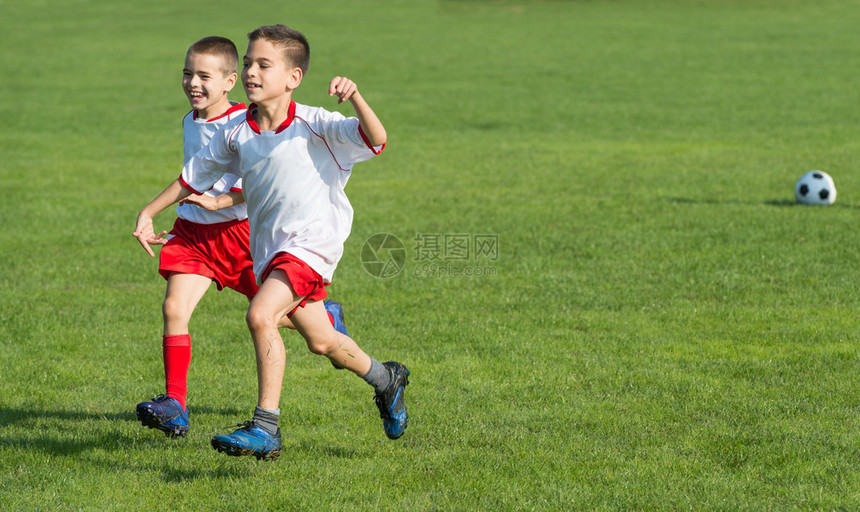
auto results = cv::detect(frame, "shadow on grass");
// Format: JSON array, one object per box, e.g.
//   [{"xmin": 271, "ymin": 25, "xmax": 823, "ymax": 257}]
[
  {"xmin": 0, "ymin": 405, "xmax": 363, "ymax": 480},
  {"xmin": 0, "ymin": 428, "xmax": 134, "ymax": 457},
  {"xmin": 0, "ymin": 408, "xmax": 129, "ymax": 429},
  {"xmin": 292, "ymin": 441, "xmax": 364, "ymax": 459},
  {"xmin": 0, "ymin": 405, "xmax": 264, "ymax": 481},
  {"xmin": 160, "ymin": 463, "xmax": 257, "ymax": 482},
  {"xmin": 0, "ymin": 403, "xmax": 245, "ymax": 460},
  {"xmin": 0, "ymin": 404, "xmax": 246, "ymax": 429},
  {"xmin": 665, "ymin": 197, "xmax": 860, "ymax": 209}
]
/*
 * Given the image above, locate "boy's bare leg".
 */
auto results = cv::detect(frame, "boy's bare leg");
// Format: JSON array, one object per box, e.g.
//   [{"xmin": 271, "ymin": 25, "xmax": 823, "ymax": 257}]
[
  {"xmin": 245, "ymin": 270, "xmax": 301, "ymax": 410},
  {"xmin": 277, "ymin": 314, "xmax": 295, "ymax": 329},
  {"xmin": 291, "ymin": 299, "xmax": 410, "ymax": 440},
  {"xmin": 237, "ymin": 269, "xmax": 408, "ymax": 444},
  {"xmin": 163, "ymin": 273, "xmax": 212, "ymax": 334},
  {"xmin": 290, "ymin": 300, "xmax": 371, "ymax": 375},
  {"xmin": 211, "ymin": 270, "xmax": 296, "ymax": 459}
]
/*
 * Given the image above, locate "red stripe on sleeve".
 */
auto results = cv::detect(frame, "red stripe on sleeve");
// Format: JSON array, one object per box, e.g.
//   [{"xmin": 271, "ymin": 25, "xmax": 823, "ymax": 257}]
[
  {"xmin": 358, "ymin": 125, "xmax": 385, "ymax": 155},
  {"xmin": 178, "ymin": 175, "xmax": 203, "ymax": 195}
]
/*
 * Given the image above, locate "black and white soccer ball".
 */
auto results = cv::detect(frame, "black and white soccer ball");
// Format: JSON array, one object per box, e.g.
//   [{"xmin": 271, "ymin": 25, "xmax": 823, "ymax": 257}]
[{"xmin": 795, "ymin": 170, "xmax": 836, "ymax": 205}]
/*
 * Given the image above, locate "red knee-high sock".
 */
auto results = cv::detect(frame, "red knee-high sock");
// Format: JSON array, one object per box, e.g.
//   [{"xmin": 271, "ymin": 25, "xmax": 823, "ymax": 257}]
[{"xmin": 163, "ymin": 334, "xmax": 191, "ymax": 410}]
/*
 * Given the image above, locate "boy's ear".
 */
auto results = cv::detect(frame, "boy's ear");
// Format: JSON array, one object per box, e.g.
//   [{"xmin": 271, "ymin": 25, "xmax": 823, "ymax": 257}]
[
  {"xmin": 286, "ymin": 67, "xmax": 303, "ymax": 91},
  {"xmin": 225, "ymin": 72, "xmax": 238, "ymax": 92}
]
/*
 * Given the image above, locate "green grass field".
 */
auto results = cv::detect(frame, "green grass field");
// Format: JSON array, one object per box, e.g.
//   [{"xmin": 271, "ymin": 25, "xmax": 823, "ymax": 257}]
[{"xmin": 2, "ymin": 0, "xmax": 860, "ymax": 509}]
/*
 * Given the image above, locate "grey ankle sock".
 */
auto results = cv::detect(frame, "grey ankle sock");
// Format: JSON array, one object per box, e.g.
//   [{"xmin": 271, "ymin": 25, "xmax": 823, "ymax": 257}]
[
  {"xmin": 253, "ymin": 406, "xmax": 280, "ymax": 435},
  {"xmin": 361, "ymin": 358, "xmax": 391, "ymax": 394}
]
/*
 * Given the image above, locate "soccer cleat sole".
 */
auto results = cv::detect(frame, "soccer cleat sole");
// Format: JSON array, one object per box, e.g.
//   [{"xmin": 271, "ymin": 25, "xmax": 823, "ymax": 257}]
[
  {"xmin": 385, "ymin": 367, "xmax": 410, "ymax": 440},
  {"xmin": 387, "ymin": 423, "xmax": 407, "ymax": 440},
  {"xmin": 136, "ymin": 406, "xmax": 188, "ymax": 438},
  {"xmin": 210, "ymin": 438, "xmax": 281, "ymax": 461}
]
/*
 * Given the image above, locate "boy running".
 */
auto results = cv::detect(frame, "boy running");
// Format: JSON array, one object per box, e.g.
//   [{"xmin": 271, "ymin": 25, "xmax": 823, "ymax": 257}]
[{"xmin": 134, "ymin": 25, "xmax": 409, "ymax": 461}]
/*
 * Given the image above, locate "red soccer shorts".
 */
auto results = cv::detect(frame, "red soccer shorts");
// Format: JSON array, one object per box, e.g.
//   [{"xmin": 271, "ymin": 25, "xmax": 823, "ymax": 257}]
[
  {"xmin": 260, "ymin": 252, "xmax": 329, "ymax": 316},
  {"xmin": 159, "ymin": 217, "xmax": 259, "ymax": 298}
]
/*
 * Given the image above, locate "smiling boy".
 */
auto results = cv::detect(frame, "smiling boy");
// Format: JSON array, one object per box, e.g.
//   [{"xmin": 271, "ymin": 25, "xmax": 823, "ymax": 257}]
[{"xmin": 133, "ymin": 36, "xmax": 249, "ymax": 439}]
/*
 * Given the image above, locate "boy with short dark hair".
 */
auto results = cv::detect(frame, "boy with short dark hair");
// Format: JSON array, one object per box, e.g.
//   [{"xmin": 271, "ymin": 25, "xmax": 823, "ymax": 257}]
[{"xmin": 133, "ymin": 25, "xmax": 409, "ymax": 460}]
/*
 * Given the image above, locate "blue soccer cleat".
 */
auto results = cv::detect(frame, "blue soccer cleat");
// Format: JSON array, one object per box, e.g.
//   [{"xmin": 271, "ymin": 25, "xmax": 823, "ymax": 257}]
[
  {"xmin": 324, "ymin": 300, "xmax": 349, "ymax": 337},
  {"xmin": 211, "ymin": 421, "xmax": 282, "ymax": 461},
  {"xmin": 324, "ymin": 300, "xmax": 348, "ymax": 369},
  {"xmin": 136, "ymin": 394, "xmax": 189, "ymax": 438},
  {"xmin": 374, "ymin": 361, "xmax": 410, "ymax": 439}
]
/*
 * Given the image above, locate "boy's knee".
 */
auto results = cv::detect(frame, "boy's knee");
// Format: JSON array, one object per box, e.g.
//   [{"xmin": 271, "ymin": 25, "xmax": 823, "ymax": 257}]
[
  {"xmin": 162, "ymin": 296, "xmax": 191, "ymax": 324},
  {"xmin": 306, "ymin": 331, "xmax": 339, "ymax": 356},
  {"xmin": 245, "ymin": 307, "xmax": 274, "ymax": 333}
]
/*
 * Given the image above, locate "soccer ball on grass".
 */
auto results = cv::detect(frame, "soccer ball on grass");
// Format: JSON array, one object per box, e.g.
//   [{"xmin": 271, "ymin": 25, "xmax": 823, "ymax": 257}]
[{"xmin": 795, "ymin": 170, "xmax": 836, "ymax": 205}]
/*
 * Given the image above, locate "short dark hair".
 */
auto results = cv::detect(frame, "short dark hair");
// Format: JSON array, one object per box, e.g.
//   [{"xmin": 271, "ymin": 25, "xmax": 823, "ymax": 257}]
[
  {"xmin": 187, "ymin": 36, "xmax": 239, "ymax": 76},
  {"xmin": 247, "ymin": 24, "xmax": 310, "ymax": 74}
]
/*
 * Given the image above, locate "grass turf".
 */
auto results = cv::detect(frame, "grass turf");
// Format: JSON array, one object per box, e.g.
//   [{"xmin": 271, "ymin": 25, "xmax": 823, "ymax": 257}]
[{"xmin": 1, "ymin": 0, "xmax": 860, "ymax": 509}]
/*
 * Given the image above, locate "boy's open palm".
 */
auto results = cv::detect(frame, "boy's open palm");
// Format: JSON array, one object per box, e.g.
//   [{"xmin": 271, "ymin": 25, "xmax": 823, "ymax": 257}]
[{"xmin": 133, "ymin": 214, "xmax": 168, "ymax": 257}]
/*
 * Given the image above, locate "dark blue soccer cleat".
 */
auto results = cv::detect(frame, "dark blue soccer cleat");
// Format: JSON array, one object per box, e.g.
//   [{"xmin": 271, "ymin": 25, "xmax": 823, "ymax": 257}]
[
  {"xmin": 136, "ymin": 394, "xmax": 189, "ymax": 438},
  {"xmin": 374, "ymin": 361, "xmax": 410, "ymax": 439},
  {"xmin": 211, "ymin": 421, "xmax": 282, "ymax": 461},
  {"xmin": 324, "ymin": 300, "xmax": 349, "ymax": 369}
]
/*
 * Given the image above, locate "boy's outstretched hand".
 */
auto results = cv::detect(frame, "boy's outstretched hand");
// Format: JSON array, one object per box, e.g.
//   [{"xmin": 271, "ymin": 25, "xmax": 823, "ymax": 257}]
[
  {"xmin": 133, "ymin": 213, "xmax": 168, "ymax": 257},
  {"xmin": 329, "ymin": 76, "xmax": 358, "ymax": 104}
]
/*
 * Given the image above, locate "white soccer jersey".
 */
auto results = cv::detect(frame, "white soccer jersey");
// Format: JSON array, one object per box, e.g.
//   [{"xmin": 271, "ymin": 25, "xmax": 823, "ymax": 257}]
[
  {"xmin": 176, "ymin": 102, "xmax": 248, "ymax": 224},
  {"xmin": 180, "ymin": 101, "xmax": 384, "ymax": 282}
]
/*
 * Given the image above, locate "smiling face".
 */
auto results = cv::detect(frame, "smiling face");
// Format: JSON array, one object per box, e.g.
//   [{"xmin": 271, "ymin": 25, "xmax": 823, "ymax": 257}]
[
  {"xmin": 182, "ymin": 52, "xmax": 237, "ymax": 119},
  {"xmin": 241, "ymin": 38, "xmax": 302, "ymax": 106}
]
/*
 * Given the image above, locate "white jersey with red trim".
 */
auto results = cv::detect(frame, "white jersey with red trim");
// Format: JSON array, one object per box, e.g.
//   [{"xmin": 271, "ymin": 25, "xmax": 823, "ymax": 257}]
[
  {"xmin": 176, "ymin": 102, "xmax": 248, "ymax": 224},
  {"xmin": 180, "ymin": 101, "xmax": 384, "ymax": 282}
]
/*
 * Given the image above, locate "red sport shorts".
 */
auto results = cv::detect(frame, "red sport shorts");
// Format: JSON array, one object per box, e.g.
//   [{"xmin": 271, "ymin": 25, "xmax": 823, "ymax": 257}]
[
  {"xmin": 260, "ymin": 252, "xmax": 329, "ymax": 316},
  {"xmin": 159, "ymin": 217, "xmax": 259, "ymax": 298}
]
